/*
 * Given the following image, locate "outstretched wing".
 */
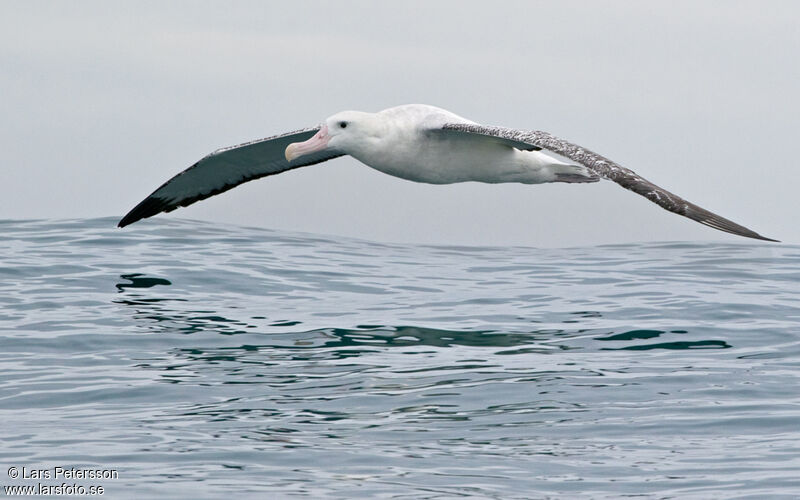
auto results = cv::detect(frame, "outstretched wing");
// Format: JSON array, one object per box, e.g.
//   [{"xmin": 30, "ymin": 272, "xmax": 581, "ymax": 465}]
[
  {"xmin": 118, "ymin": 127, "xmax": 344, "ymax": 227},
  {"xmin": 440, "ymin": 123, "xmax": 777, "ymax": 242}
]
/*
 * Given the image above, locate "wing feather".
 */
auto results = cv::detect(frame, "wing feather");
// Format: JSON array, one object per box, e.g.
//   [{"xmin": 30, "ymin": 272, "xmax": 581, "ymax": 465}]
[
  {"xmin": 441, "ymin": 123, "xmax": 777, "ymax": 242},
  {"xmin": 118, "ymin": 127, "xmax": 343, "ymax": 227}
]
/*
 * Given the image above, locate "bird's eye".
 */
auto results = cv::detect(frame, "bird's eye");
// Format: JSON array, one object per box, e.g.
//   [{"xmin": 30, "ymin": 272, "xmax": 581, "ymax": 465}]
[{"xmin": 339, "ymin": 121, "xmax": 348, "ymax": 128}]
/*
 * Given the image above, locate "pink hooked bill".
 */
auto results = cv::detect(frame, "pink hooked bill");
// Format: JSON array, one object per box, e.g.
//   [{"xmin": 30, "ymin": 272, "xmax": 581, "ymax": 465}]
[{"xmin": 285, "ymin": 125, "xmax": 330, "ymax": 162}]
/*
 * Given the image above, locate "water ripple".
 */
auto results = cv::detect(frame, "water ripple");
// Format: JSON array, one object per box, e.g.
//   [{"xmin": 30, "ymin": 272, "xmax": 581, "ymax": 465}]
[{"xmin": 0, "ymin": 218, "xmax": 798, "ymax": 498}]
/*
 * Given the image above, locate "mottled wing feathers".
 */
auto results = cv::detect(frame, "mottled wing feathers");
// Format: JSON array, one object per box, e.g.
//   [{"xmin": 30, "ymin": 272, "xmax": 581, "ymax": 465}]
[
  {"xmin": 425, "ymin": 127, "xmax": 541, "ymax": 151},
  {"xmin": 441, "ymin": 123, "xmax": 777, "ymax": 242},
  {"xmin": 118, "ymin": 127, "xmax": 343, "ymax": 227}
]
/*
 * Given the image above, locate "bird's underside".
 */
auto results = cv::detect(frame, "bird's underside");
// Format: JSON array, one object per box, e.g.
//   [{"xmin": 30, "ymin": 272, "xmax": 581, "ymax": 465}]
[
  {"xmin": 118, "ymin": 117, "xmax": 776, "ymax": 242},
  {"xmin": 117, "ymin": 127, "xmax": 343, "ymax": 228}
]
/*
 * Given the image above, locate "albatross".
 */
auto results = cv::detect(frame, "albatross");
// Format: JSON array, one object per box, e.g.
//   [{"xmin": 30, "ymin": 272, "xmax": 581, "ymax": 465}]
[{"xmin": 118, "ymin": 104, "xmax": 776, "ymax": 241}]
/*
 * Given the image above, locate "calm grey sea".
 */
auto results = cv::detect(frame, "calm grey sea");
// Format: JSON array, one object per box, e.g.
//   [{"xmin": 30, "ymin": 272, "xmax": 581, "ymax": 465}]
[{"xmin": 1, "ymin": 218, "xmax": 798, "ymax": 499}]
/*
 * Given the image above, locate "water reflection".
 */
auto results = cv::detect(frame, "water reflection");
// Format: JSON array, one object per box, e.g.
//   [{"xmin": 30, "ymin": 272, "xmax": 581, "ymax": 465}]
[
  {"xmin": 116, "ymin": 273, "xmax": 172, "ymax": 291},
  {"xmin": 596, "ymin": 328, "xmax": 730, "ymax": 349},
  {"xmin": 113, "ymin": 274, "xmax": 726, "ymax": 353},
  {"xmin": 605, "ymin": 340, "xmax": 731, "ymax": 350}
]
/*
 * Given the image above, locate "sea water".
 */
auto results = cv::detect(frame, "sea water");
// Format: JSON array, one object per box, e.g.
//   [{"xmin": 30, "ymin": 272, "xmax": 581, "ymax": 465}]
[{"xmin": 1, "ymin": 218, "xmax": 798, "ymax": 498}]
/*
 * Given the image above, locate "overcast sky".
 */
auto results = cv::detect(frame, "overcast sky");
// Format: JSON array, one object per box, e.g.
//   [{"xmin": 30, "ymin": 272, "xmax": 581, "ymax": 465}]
[{"xmin": 2, "ymin": 1, "xmax": 797, "ymax": 247}]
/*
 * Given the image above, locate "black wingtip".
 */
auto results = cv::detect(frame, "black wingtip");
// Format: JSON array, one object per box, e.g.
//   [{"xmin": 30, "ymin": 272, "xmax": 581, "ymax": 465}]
[
  {"xmin": 697, "ymin": 216, "xmax": 779, "ymax": 243},
  {"xmin": 117, "ymin": 215, "xmax": 139, "ymax": 228},
  {"xmin": 117, "ymin": 196, "xmax": 170, "ymax": 228},
  {"xmin": 117, "ymin": 212, "xmax": 136, "ymax": 228},
  {"xmin": 742, "ymin": 232, "xmax": 780, "ymax": 243},
  {"xmin": 118, "ymin": 208, "xmax": 144, "ymax": 228},
  {"xmin": 117, "ymin": 216, "xmax": 135, "ymax": 228}
]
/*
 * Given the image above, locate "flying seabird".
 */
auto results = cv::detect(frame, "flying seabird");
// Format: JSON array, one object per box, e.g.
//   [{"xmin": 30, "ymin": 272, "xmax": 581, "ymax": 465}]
[{"xmin": 118, "ymin": 104, "xmax": 776, "ymax": 241}]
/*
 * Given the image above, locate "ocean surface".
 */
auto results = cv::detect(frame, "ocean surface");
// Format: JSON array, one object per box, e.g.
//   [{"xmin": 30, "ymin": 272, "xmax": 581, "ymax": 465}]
[{"xmin": 1, "ymin": 217, "xmax": 798, "ymax": 499}]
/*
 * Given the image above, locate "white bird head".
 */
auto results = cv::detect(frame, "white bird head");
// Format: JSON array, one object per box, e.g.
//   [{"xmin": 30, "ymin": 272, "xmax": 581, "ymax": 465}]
[{"xmin": 285, "ymin": 110, "xmax": 377, "ymax": 162}]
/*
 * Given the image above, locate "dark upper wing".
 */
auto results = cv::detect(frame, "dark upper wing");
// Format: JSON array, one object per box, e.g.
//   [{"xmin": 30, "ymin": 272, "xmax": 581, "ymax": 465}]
[
  {"xmin": 118, "ymin": 127, "xmax": 344, "ymax": 227},
  {"xmin": 440, "ymin": 123, "xmax": 777, "ymax": 242}
]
